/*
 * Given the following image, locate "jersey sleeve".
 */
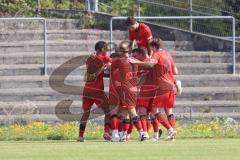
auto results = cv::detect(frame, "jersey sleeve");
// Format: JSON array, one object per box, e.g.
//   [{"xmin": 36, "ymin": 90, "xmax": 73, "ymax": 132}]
[
  {"xmin": 129, "ymin": 29, "xmax": 135, "ymax": 41},
  {"xmin": 142, "ymin": 24, "xmax": 152, "ymax": 41},
  {"xmin": 104, "ymin": 56, "xmax": 112, "ymax": 63}
]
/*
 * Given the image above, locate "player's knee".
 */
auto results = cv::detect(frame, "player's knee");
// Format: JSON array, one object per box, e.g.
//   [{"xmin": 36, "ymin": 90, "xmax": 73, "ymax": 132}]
[
  {"xmin": 122, "ymin": 118, "xmax": 131, "ymax": 123},
  {"xmin": 131, "ymin": 116, "xmax": 140, "ymax": 123},
  {"xmin": 168, "ymin": 114, "xmax": 174, "ymax": 119}
]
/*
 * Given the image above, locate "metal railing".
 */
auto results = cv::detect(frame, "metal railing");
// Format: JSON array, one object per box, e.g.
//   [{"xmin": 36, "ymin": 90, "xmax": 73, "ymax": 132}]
[
  {"xmin": 110, "ymin": 16, "xmax": 236, "ymax": 74},
  {"xmin": 0, "ymin": 17, "xmax": 48, "ymax": 76},
  {"xmin": 137, "ymin": 0, "xmax": 240, "ymax": 37}
]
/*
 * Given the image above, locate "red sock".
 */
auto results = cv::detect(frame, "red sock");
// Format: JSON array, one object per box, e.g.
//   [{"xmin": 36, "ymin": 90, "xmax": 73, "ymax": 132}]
[
  {"xmin": 104, "ymin": 123, "xmax": 111, "ymax": 133},
  {"xmin": 140, "ymin": 115, "xmax": 148, "ymax": 132},
  {"xmin": 79, "ymin": 130, "xmax": 84, "ymax": 137},
  {"xmin": 132, "ymin": 116, "xmax": 142, "ymax": 131},
  {"xmin": 147, "ymin": 119, "xmax": 152, "ymax": 132},
  {"xmin": 118, "ymin": 121, "xmax": 123, "ymax": 132},
  {"xmin": 151, "ymin": 118, "xmax": 159, "ymax": 133},
  {"xmin": 122, "ymin": 120, "xmax": 130, "ymax": 132},
  {"xmin": 110, "ymin": 115, "xmax": 119, "ymax": 130},
  {"xmin": 127, "ymin": 123, "xmax": 133, "ymax": 134},
  {"xmin": 168, "ymin": 114, "xmax": 175, "ymax": 128},
  {"xmin": 156, "ymin": 113, "xmax": 171, "ymax": 130}
]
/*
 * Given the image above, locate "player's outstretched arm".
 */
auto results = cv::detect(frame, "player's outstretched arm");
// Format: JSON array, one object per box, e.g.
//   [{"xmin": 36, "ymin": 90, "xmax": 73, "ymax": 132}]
[{"xmin": 129, "ymin": 58, "xmax": 156, "ymax": 68}]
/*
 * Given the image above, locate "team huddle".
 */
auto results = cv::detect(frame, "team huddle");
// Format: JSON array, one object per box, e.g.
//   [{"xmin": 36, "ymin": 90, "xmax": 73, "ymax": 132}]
[{"xmin": 77, "ymin": 17, "xmax": 182, "ymax": 142}]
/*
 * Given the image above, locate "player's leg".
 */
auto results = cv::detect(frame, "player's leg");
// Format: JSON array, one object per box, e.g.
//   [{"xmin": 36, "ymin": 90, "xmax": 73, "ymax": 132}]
[
  {"xmin": 138, "ymin": 106, "xmax": 149, "ymax": 138},
  {"xmin": 77, "ymin": 98, "xmax": 93, "ymax": 142},
  {"xmin": 117, "ymin": 113, "xmax": 124, "ymax": 140},
  {"xmin": 164, "ymin": 90, "xmax": 177, "ymax": 140},
  {"xmin": 126, "ymin": 122, "xmax": 133, "ymax": 141},
  {"xmin": 110, "ymin": 110, "xmax": 121, "ymax": 142},
  {"xmin": 150, "ymin": 107, "xmax": 159, "ymax": 141},
  {"xmin": 120, "ymin": 110, "xmax": 131, "ymax": 142},
  {"xmin": 155, "ymin": 110, "xmax": 176, "ymax": 139},
  {"xmin": 130, "ymin": 107, "xmax": 147, "ymax": 141},
  {"xmin": 101, "ymin": 106, "xmax": 112, "ymax": 141},
  {"xmin": 153, "ymin": 91, "xmax": 176, "ymax": 140},
  {"xmin": 146, "ymin": 114, "xmax": 152, "ymax": 133},
  {"xmin": 164, "ymin": 90, "xmax": 176, "ymax": 127}
]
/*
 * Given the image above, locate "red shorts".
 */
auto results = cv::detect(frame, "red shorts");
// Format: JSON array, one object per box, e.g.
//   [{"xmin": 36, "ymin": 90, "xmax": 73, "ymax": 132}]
[
  {"xmin": 116, "ymin": 85, "xmax": 137, "ymax": 110},
  {"xmin": 109, "ymin": 84, "xmax": 120, "ymax": 107},
  {"xmin": 152, "ymin": 90, "xmax": 175, "ymax": 108},
  {"xmin": 137, "ymin": 85, "xmax": 158, "ymax": 110},
  {"xmin": 82, "ymin": 86, "xmax": 109, "ymax": 111}
]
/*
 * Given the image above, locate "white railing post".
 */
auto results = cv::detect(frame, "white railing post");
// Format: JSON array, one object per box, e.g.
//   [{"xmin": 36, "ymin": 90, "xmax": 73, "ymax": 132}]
[
  {"xmin": 43, "ymin": 18, "xmax": 48, "ymax": 76},
  {"xmin": 189, "ymin": 0, "xmax": 193, "ymax": 32},
  {"xmin": 232, "ymin": 17, "xmax": 236, "ymax": 75},
  {"xmin": 137, "ymin": 0, "xmax": 141, "ymax": 17}
]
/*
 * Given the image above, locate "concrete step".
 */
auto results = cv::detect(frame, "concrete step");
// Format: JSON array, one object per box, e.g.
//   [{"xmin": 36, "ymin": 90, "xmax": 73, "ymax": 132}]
[
  {"xmin": 0, "ymin": 100, "xmax": 240, "ymax": 115},
  {"xmin": 176, "ymin": 87, "xmax": 240, "ymax": 101},
  {"xmin": 0, "ymin": 40, "xmax": 110, "ymax": 53},
  {"xmin": 1, "ymin": 51, "xmax": 238, "ymax": 64},
  {"xmin": 0, "ymin": 64, "xmax": 86, "ymax": 76},
  {"xmin": 171, "ymin": 51, "xmax": 240, "ymax": 63},
  {"xmin": 0, "ymin": 40, "xmax": 191, "ymax": 53},
  {"xmin": 177, "ymin": 63, "xmax": 240, "ymax": 75},
  {"xmin": 0, "ymin": 52, "xmax": 89, "ymax": 65},
  {"xmin": 0, "ymin": 19, "xmax": 101, "ymax": 31},
  {"xmin": 177, "ymin": 74, "xmax": 240, "ymax": 87},
  {"xmin": 0, "ymin": 29, "xmax": 128, "ymax": 42},
  {"xmin": 0, "ymin": 87, "xmax": 240, "ymax": 102},
  {"xmin": 1, "ymin": 74, "xmax": 240, "ymax": 89},
  {"xmin": 1, "ymin": 63, "xmax": 240, "ymax": 76}
]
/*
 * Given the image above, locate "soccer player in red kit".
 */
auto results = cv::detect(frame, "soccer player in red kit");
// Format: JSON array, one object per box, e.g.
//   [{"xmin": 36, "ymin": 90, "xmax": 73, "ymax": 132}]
[
  {"xmin": 77, "ymin": 41, "xmax": 112, "ymax": 142},
  {"xmin": 110, "ymin": 42, "xmax": 156, "ymax": 142},
  {"xmin": 126, "ymin": 16, "xmax": 153, "ymax": 55},
  {"xmin": 150, "ymin": 38, "xmax": 181, "ymax": 140},
  {"xmin": 133, "ymin": 47, "xmax": 165, "ymax": 141},
  {"xmin": 108, "ymin": 52, "xmax": 122, "ymax": 142}
]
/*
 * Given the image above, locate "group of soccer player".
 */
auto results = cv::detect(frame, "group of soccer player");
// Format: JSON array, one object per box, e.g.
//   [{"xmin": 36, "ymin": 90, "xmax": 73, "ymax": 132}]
[{"xmin": 77, "ymin": 16, "xmax": 182, "ymax": 142}]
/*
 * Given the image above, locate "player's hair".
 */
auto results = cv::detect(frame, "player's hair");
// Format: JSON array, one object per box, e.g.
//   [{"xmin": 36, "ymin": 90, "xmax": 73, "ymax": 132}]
[
  {"xmin": 132, "ymin": 47, "xmax": 147, "ymax": 56},
  {"xmin": 95, "ymin": 41, "xmax": 107, "ymax": 53},
  {"xmin": 110, "ymin": 52, "xmax": 120, "ymax": 58},
  {"xmin": 117, "ymin": 41, "xmax": 130, "ymax": 54},
  {"xmin": 150, "ymin": 38, "xmax": 163, "ymax": 50},
  {"xmin": 139, "ymin": 47, "xmax": 148, "ymax": 56},
  {"xmin": 126, "ymin": 16, "xmax": 137, "ymax": 26}
]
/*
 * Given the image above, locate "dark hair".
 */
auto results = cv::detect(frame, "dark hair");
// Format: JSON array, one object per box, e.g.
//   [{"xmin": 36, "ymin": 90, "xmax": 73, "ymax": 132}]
[
  {"xmin": 150, "ymin": 38, "xmax": 163, "ymax": 50},
  {"xmin": 110, "ymin": 52, "xmax": 120, "ymax": 58},
  {"xmin": 95, "ymin": 41, "xmax": 107, "ymax": 53},
  {"xmin": 132, "ymin": 47, "xmax": 147, "ymax": 56},
  {"xmin": 126, "ymin": 16, "xmax": 137, "ymax": 26}
]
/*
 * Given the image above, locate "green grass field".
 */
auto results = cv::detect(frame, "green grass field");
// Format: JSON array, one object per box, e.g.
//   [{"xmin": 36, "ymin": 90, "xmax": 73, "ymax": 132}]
[{"xmin": 0, "ymin": 139, "xmax": 240, "ymax": 160}]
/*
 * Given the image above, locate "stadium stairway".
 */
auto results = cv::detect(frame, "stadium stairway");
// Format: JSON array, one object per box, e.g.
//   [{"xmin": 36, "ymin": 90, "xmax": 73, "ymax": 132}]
[{"xmin": 0, "ymin": 19, "xmax": 240, "ymax": 124}]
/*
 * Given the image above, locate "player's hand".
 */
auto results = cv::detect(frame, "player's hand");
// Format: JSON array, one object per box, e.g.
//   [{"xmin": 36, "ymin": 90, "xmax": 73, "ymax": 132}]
[{"xmin": 175, "ymin": 80, "xmax": 182, "ymax": 96}]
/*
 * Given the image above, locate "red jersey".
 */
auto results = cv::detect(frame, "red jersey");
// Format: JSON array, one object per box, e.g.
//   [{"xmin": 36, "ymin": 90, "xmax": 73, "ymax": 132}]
[
  {"xmin": 162, "ymin": 51, "xmax": 177, "ymax": 84},
  {"xmin": 129, "ymin": 23, "xmax": 152, "ymax": 49},
  {"xmin": 111, "ymin": 57, "xmax": 138, "ymax": 87},
  {"xmin": 152, "ymin": 50, "xmax": 174, "ymax": 95},
  {"xmin": 85, "ymin": 54, "xmax": 111, "ymax": 89},
  {"xmin": 111, "ymin": 57, "xmax": 138, "ymax": 109},
  {"xmin": 137, "ymin": 58, "xmax": 157, "ymax": 100}
]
